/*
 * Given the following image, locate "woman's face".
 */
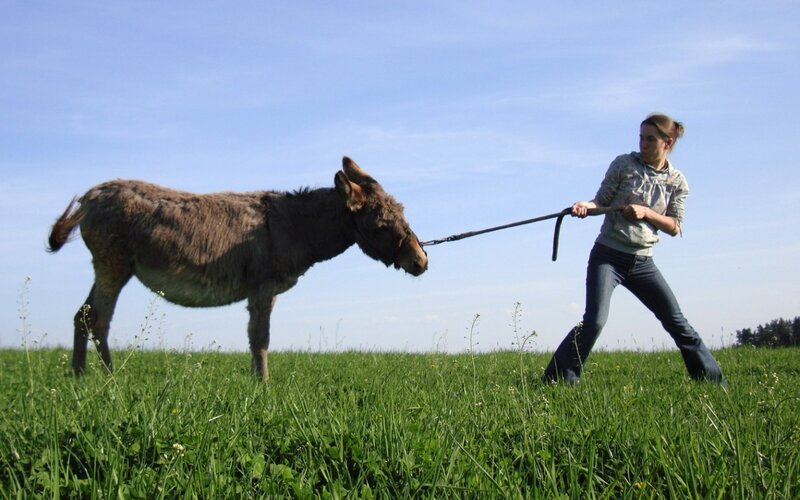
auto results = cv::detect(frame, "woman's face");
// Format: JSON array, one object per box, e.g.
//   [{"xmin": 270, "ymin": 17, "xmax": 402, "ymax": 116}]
[{"xmin": 639, "ymin": 124, "xmax": 672, "ymax": 168}]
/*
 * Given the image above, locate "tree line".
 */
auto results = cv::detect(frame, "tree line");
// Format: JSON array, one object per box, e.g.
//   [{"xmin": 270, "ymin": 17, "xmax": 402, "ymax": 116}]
[{"xmin": 735, "ymin": 316, "xmax": 800, "ymax": 347}]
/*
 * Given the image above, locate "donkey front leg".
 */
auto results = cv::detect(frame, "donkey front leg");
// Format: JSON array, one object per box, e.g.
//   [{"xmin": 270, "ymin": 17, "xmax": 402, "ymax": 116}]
[{"xmin": 247, "ymin": 293, "xmax": 277, "ymax": 383}]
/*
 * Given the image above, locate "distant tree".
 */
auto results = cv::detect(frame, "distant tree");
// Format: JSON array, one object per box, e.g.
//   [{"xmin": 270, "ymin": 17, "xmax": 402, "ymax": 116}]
[
  {"xmin": 735, "ymin": 316, "xmax": 799, "ymax": 347},
  {"xmin": 736, "ymin": 327, "xmax": 754, "ymax": 346}
]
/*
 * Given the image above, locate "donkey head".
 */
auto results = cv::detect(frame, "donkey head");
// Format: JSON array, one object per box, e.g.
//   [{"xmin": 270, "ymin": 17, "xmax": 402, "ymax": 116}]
[{"xmin": 334, "ymin": 157, "xmax": 428, "ymax": 277}]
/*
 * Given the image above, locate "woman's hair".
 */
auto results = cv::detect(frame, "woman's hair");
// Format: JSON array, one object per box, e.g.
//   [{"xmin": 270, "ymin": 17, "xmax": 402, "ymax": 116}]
[{"xmin": 641, "ymin": 112, "xmax": 685, "ymax": 146}]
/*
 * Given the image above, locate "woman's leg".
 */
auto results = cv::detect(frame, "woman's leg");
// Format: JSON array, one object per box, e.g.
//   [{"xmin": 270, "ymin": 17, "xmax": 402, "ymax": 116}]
[
  {"xmin": 543, "ymin": 244, "xmax": 625, "ymax": 383},
  {"xmin": 625, "ymin": 258, "xmax": 726, "ymax": 383}
]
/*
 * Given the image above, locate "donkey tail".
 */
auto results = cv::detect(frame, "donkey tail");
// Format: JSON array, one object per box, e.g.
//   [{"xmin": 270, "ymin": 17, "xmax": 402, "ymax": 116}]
[{"xmin": 47, "ymin": 197, "xmax": 85, "ymax": 253}]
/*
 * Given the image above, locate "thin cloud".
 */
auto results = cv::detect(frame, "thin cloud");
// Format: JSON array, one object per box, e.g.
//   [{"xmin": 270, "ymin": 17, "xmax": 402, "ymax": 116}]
[{"xmin": 578, "ymin": 34, "xmax": 780, "ymax": 112}]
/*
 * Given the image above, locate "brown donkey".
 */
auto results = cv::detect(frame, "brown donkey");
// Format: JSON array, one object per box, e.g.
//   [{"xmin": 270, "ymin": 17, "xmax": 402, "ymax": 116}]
[{"xmin": 48, "ymin": 157, "xmax": 428, "ymax": 381}]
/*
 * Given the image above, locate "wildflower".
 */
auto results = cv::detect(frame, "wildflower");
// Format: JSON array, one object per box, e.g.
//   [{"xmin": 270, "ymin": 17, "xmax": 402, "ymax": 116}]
[{"xmin": 172, "ymin": 443, "xmax": 185, "ymax": 454}]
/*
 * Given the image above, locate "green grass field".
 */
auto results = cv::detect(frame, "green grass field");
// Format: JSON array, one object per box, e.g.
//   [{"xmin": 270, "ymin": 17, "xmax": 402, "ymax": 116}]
[{"xmin": 1, "ymin": 346, "xmax": 798, "ymax": 498}]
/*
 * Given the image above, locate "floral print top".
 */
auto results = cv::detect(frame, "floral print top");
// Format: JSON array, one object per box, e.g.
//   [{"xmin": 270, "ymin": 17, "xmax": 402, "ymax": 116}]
[{"xmin": 594, "ymin": 152, "xmax": 688, "ymax": 256}]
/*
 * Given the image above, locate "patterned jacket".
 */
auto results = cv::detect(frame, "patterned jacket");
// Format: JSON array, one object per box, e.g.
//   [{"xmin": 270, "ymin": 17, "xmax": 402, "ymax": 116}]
[{"xmin": 594, "ymin": 152, "xmax": 688, "ymax": 256}]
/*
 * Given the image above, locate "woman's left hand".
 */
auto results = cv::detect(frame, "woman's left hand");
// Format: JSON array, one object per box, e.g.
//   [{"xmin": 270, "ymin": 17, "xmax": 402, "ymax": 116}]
[{"xmin": 622, "ymin": 204, "xmax": 650, "ymax": 221}]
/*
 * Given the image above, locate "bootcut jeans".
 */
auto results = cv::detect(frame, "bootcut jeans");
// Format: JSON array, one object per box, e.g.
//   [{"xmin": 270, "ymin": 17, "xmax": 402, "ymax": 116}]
[{"xmin": 543, "ymin": 242, "xmax": 725, "ymax": 384}]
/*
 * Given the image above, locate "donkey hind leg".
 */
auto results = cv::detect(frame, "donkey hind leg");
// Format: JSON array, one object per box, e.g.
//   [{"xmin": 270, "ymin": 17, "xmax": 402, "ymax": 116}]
[
  {"xmin": 73, "ymin": 274, "xmax": 131, "ymax": 375},
  {"xmin": 247, "ymin": 295, "xmax": 276, "ymax": 383},
  {"xmin": 72, "ymin": 285, "xmax": 96, "ymax": 375}
]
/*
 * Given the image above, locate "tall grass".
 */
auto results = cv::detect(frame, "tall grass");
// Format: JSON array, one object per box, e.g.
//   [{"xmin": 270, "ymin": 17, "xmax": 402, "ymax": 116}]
[{"xmin": 1, "ymin": 346, "xmax": 798, "ymax": 498}]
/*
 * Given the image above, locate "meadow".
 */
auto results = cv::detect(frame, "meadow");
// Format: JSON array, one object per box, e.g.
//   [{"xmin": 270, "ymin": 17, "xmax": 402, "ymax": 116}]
[{"xmin": 1, "ymin": 345, "xmax": 798, "ymax": 498}]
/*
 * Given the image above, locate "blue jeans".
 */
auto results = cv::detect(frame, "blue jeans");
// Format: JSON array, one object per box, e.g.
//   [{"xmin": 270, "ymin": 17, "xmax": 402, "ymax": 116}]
[{"xmin": 543, "ymin": 243, "xmax": 725, "ymax": 384}]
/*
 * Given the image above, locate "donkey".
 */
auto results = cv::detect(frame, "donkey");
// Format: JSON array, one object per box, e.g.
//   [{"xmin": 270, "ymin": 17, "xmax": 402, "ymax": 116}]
[{"xmin": 47, "ymin": 157, "xmax": 428, "ymax": 381}]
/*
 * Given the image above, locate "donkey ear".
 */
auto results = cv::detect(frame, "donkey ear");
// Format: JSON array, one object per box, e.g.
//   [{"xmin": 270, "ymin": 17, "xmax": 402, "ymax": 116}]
[
  {"xmin": 335, "ymin": 171, "xmax": 367, "ymax": 211},
  {"xmin": 342, "ymin": 156, "xmax": 376, "ymax": 185}
]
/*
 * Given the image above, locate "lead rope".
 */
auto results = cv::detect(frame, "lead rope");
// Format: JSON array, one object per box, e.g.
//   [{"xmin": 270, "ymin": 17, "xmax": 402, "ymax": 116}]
[{"xmin": 420, "ymin": 206, "xmax": 619, "ymax": 261}]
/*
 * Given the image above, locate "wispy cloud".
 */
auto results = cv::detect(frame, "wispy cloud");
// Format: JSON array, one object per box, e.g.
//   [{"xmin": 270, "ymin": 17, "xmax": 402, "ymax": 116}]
[{"xmin": 569, "ymin": 34, "xmax": 781, "ymax": 113}]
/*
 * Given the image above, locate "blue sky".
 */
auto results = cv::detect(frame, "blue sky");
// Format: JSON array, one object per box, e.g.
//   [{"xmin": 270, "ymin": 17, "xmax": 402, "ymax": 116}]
[{"xmin": 2, "ymin": 1, "xmax": 798, "ymax": 357}]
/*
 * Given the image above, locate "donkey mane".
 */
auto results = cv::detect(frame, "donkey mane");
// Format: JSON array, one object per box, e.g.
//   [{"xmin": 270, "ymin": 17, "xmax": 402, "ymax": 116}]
[{"xmin": 287, "ymin": 186, "xmax": 316, "ymax": 197}]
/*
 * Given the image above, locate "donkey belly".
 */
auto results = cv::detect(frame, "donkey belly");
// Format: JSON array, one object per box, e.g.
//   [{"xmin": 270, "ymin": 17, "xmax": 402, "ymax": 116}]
[{"xmin": 135, "ymin": 266, "xmax": 248, "ymax": 307}]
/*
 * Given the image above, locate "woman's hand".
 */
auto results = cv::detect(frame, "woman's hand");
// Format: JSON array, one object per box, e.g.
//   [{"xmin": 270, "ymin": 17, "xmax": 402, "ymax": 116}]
[
  {"xmin": 622, "ymin": 204, "xmax": 650, "ymax": 221},
  {"xmin": 623, "ymin": 204, "xmax": 680, "ymax": 236},
  {"xmin": 571, "ymin": 200, "xmax": 598, "ymax": 218}
]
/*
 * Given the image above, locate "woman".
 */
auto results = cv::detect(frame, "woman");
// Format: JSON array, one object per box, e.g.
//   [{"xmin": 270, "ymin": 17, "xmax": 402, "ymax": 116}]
[{"xmin": 542, "ymin": 113, "xmax": 725, "ymax": 384}]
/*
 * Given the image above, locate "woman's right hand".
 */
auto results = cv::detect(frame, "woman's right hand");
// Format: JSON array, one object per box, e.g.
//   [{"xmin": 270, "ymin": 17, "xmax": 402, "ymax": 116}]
[{"xmin": 571, "ymin": 201, "xmax": 597, "ymax": 218}]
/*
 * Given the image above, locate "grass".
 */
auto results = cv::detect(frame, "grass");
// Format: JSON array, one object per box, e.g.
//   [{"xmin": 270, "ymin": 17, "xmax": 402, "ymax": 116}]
[{"xmin": 1, "ymin": 346, "xmax": 798, "ymax": 498}]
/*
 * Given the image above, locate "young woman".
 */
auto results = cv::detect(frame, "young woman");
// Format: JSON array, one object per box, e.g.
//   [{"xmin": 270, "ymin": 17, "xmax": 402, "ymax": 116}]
[{"xmin": 542, "ymin": 113, "xmax": 726, "ymax": 384}]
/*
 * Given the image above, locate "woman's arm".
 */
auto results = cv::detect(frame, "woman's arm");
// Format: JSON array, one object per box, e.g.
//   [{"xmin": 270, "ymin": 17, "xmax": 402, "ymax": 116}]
[{"xmin": 623, "ymin": 204, "xmax": 680, "ymax": 236}]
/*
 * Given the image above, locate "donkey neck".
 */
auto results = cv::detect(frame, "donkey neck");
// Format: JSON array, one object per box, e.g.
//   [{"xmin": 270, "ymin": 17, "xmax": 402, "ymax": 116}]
[{"xmin": 273, "ymin": 188, "xmax": 357, "ymax": 269}]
